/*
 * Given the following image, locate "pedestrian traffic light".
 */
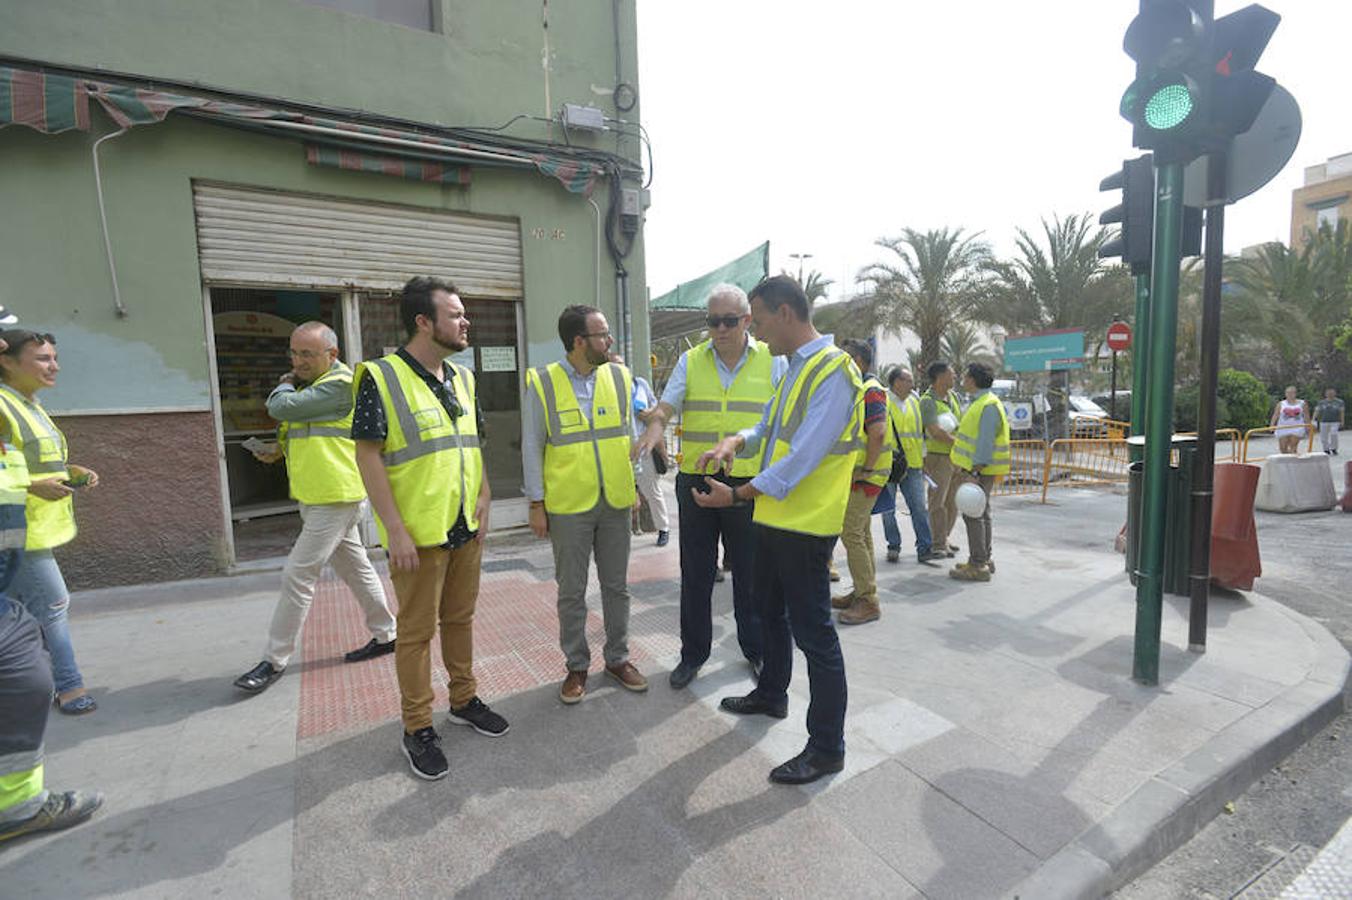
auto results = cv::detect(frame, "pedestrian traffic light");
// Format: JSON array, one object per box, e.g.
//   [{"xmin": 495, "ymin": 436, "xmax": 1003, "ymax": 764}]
[
  {"xmin": 1119, "ymin": 2, "xmax": 1283, "ymax": 164},
  {"xmin": 1100, "ymin": 155, "xmax": 1155, "ymax": 276}
]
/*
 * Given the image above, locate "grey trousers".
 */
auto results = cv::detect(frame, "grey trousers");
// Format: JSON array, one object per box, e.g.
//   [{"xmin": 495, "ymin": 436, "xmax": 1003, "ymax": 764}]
[
  {"xmin": 959, "ymin": 472, "xmax": 998, "ymax": 566},
  {"xmin": 0, "ymin": 597, "xmax": 52, "ymax": 825},
  {"xmin": 548, "ymin": 503, "xmax": 632, "ymax": 672}
]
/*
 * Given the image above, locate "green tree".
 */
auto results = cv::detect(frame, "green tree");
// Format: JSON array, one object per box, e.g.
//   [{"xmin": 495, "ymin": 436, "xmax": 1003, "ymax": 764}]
[
  {"xmin": 856, "ymin": 227, "xmax": 991, "ymax": 373},
  {"xmin": 940, "ymin": 319, "xmax": 993, "ymax": 375},
  {"xmin": 1215, "ymin": 368, "xmax": 1271, "ymax": 431}
]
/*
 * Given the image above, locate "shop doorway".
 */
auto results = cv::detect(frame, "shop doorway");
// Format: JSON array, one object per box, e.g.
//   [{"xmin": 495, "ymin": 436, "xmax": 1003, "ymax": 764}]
[{"xmin": 208, "ymin": 288, "xmax": 344, "ymax": 561}]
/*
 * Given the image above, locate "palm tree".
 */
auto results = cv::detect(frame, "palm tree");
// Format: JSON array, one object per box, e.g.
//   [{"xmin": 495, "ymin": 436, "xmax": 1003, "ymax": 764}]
[
  {"xmin": 1228, "ymin": 241, "xmax": 1317, "ymax": 385},
  {"xmin": 940, "ymin": 320, "xmax": 993, "ymax": 375},
  {"xmin": 779, "ymin": 268, "xmax": 834, "ymax": 305},
  {"xmin": 856, "ymin": 227, "xmax": 991, "ymax": 374}
]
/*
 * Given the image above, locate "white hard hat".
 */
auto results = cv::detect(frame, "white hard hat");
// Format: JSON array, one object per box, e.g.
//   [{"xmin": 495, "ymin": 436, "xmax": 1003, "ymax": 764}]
[
  {"xmin": 0, "ymin": 305, "xmax": 16, "ymax": 326},
  {"xmin": 938, "ymin": 411, "xmax": 959, "ymax": 433},
  {"xmin": 955, "ymin": 482, "xmax": 987, "ymax": 518}
]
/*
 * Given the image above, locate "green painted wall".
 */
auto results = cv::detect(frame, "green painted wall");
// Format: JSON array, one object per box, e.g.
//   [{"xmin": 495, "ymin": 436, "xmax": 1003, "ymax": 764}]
[{"xmin": 0, "ymin": 0, "xmax": 649, "ymax": 413}]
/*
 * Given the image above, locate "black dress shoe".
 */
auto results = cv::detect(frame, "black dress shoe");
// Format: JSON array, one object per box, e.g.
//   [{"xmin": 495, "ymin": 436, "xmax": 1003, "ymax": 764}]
[
  {"xmin": 234, "ymin": 661, "xmax": 283, "ymax": 694},
  {"xmin": 769, "ymin": 748, "xmax": 845, "ymax": 785},
  {"xmin": 344, "ymin": 637, "xmax": 396, "ymax": 663},
  {"xmin": 719, "ymin": 691, "xmax": 788, "ymax": 719},
  {"xmin": 656, "ymin": 530, "xmax": 670, "ymax": 547},
  {"xmin": 668, "ymin": 662, "xmax": 699, "ymax": 690}
]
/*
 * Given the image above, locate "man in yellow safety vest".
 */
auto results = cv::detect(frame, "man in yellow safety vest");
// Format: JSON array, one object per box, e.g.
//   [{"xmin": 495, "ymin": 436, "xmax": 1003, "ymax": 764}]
[
  {"xmin": 233, "ymin": 321, "xmax": 397, "ymax": 696},
  {"xmin": 876, "ymin": 366, "xmax": 941, "ymax": 564},
  {"xmin": 353, "ymin": 277, "xmax": 505, "ymax": 782},
  {"xmin": 523, "ymin": 305, "xmax": 649, "ymax": 706},
  {"xmin": 949, "ymin": 362, "xmax": 1011, "ymax": 583},
  {"xmin": 693, "ymin": 275, "xmax": 862, "ymax": 785},
  {"xmin": 920, "ymin": 360, "xmax": 965, "ymax": 557}
]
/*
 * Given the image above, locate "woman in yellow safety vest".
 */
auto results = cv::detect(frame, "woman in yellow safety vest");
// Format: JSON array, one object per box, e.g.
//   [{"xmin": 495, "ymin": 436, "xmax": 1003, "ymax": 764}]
[{"xmin": 0, "ymin": 330, "xmax": 100, "ymax": 715}]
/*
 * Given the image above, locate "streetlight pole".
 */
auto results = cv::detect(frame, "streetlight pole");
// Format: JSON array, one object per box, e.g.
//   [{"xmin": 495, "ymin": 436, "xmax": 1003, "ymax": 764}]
[{"xmin": 789, "ymin": 252, "xmax": 813, "ymax": 284}]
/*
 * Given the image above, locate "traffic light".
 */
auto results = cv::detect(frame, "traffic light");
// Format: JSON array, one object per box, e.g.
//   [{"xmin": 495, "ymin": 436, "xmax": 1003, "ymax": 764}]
[
  {"xmin": 1100, "ymin": 155, "xmax": 1155, "ymax": 275},
  {"xmin": 1119, "ymin": 2, "xmax": 1283, "ymax": 165},
  {"xmin": 1099, "ymin": 153, "xmax": 1203, "ymax": 274}
]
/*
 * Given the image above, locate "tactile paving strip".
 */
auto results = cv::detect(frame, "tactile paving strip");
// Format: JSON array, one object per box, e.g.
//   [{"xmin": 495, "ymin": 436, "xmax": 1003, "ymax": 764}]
[{"xmin": 297, "ymin": 546, "xmax": 682, "ymax": 739}]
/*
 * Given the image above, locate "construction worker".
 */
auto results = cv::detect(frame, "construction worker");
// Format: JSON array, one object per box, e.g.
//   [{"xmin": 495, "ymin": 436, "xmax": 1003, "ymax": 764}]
[
  {"xmin": 694, "ymin": 275, "xmax": 862, "ymax": 786},
  {"xmin": 0, "ymin": 315, "xmax": 103, "ymax": 844},
  {"xmin": 831, "ymin": 339, "xmax": 893, "ymax": 626},
  {"xmin": 949, "ymin": 362, "xmax": 1010, "ymax": 583},
  {"xmin": 633, "ymin": 283, "xmax": 785, "ymax": 689},
  {"xmin": 233, "ymin": 321, "xmax": 397, "ymax": 695},
  {"xmin": 353, "ymin": 277, "xmax": 506, "ymax": 782},
  {"xmin": 919, "ymin": 360, "xmax": 964, "ymax": 557},
  {"xmin": 523, "ymin": 305, "xmax": 648, "ymax": 706},
  {"xmin": 879, "ymin": 366, "xmax": 941, "ymax": 564}
]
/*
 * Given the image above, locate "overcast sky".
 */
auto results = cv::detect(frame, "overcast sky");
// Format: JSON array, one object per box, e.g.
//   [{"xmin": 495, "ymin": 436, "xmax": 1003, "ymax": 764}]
[{"xmin": 636, "ymin": 0, "xmax": 1351, "ymax": 304}]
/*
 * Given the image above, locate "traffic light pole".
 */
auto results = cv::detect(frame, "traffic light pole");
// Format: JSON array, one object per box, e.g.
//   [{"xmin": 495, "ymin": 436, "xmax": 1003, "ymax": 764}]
[
  {"xmin": 1188, "ymin": 153, "xmax": 1226, "ymax": 653},
  {"xmin": 1133, "ymin": 161, "xmax": 1185, "ymax": 686},
  {"xmin": 1128, "ymin": 273, "xmax": 1151, "ymax": 461}
]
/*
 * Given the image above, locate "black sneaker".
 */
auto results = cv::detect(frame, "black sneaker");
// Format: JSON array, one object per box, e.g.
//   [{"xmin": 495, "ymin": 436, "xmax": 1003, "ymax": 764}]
[
  {"xmin": 402, "ymin": 727, "xmax": 449, "ymax": 780},
  {"xmin": 448, "ymin": 696, "xmax": 510, "ymax": 737},
  {"xmin": 234, "ymin": 661, "xmax": 283, "ymax": 694}
]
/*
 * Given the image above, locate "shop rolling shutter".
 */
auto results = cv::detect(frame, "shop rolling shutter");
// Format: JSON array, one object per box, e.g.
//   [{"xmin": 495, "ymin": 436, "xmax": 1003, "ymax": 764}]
[{"xmin": 192, "ymin": 182, "xmax": 523, "ymax": 298}]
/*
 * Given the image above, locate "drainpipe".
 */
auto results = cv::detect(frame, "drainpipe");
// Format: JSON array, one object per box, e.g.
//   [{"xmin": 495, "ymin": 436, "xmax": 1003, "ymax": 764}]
[{"xmin": 92, "ymin": 127, "xmax": 130, "ymax": 318}]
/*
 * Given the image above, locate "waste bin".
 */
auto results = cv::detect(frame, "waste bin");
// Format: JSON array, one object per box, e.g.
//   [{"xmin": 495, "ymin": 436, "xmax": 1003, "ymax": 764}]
[
  {"xmin": 1211, "ymin": 462, "xmax": 1261, "ymax": 590},
  {"xmin": 1124, "ymin": 435, "xmax": 1197, "ymax": 596}
]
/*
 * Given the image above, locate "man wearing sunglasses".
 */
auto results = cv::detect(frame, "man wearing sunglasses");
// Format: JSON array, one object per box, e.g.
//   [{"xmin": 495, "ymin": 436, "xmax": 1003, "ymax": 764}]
[
  {"xmin": 633, "ymin": 284, "xmax": 786, "ymax": 691},
  {"xmin": 234, "ymin": 322, "xmax": 397, "ymax": 697}
]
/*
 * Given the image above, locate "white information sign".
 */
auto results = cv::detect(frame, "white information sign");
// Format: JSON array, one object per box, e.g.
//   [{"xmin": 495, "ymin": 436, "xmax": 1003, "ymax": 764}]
[{"xmin": 479, "ymin": 346, "xmax": 517, "ymax": 373}]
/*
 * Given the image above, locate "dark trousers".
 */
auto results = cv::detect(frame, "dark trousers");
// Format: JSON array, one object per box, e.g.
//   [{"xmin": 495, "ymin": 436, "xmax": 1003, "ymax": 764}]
[
  {"xmin": 752, "ymin": 524, "xmax": 848, "ymax": 757},
  {"xmin": 675, "ymin": 472, "xmax": 763, "ymax": 667}
]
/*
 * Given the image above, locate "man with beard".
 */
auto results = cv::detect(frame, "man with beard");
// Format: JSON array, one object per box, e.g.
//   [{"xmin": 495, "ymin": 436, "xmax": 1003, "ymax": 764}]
[
  {"xmin": 353, "ymin": 277, "xmax": 505, "ymax": 781},
  {"xmin": 523, "ymin": 305, "xmax": 648, "ymax": 705}
]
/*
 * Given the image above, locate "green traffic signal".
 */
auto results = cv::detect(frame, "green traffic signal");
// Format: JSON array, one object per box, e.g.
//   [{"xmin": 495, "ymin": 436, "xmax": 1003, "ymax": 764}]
[{"xmin": 1144, "ymin": 82, "xmax": 1194, "ymax": 130}]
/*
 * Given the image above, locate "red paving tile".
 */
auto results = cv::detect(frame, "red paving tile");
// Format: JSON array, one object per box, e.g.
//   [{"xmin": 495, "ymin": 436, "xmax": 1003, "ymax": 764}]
[{"xmin": 298, "ymin": 547, "xmax": 682, "ymax": 739}]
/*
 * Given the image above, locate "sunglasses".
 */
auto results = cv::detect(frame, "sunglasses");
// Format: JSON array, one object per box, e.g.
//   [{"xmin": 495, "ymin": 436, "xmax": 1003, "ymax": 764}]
[{"xmin": 705, "ymin": 315, "xmax": 743, "ymax": 330}]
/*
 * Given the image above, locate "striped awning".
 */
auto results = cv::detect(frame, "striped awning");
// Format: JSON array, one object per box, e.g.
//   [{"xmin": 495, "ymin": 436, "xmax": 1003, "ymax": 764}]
[{"xmin": 0, "ymin": 64, "xmax": 604, "ymax": 195}]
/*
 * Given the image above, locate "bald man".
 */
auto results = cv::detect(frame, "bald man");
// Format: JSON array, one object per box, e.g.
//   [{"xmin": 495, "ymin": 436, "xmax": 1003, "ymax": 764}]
[{"xmin": 233, "ymin": 322, "xmax": 397, "ymax": 695}]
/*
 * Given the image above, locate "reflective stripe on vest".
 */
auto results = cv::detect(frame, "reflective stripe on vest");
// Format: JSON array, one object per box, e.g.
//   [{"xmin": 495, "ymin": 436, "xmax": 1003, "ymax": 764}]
[
  {"xmin": 857, "ymin": 374, "xmax": 896, "ymax": 487},
  {"xmin": 888, "ymin": 393, "xmax": 926, "ymax": 469},
  {"xmin": 0, "ymin": 386, "xmax": 74, "ymax": 550},
  {"xmin": 679, "ymin": 339, "xmax": 774, "ymax": 477},
  {"xmin": 356, "ymin": 354, "xmax": 483, "ymax": 548},
  {"xmin": 951, "ymin": 391, "xmax": 1012, "ymax": 476},
  {"xmin": 527, "ymin": 361, "xmax": 636, "ymax": 515},
  {"xmin": 277, "ymin": 364, "xmax": 366, "ymax": 506},
  {"xmin": 923, "ymin": 389, "xmax": 963, "ymax": 455},
  {"xmin": 752, "ymin": 346, "xmax": 863, "ymax": 537}
]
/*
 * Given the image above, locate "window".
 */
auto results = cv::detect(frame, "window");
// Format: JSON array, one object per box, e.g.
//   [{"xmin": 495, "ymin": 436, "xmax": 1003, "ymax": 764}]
[
  {"xmin": 1316, "ymin": 206, "xmax": 1339, "ymax": 231},
  {"xmin": 296, "ymin": 0, "xmax": 433, "ymax": 32}
]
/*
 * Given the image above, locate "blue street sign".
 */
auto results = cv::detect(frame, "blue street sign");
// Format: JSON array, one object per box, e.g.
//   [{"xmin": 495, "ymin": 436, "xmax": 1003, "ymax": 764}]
[{"xmin": 1003, "ymin": 329, "xmax": 1085, "ymax": 373}]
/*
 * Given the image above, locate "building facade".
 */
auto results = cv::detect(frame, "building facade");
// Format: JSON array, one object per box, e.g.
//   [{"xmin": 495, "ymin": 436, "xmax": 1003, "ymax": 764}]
[
  {"xmin": 1291, "ymin": 152, "xmax": 1352, "ymax": 246},
  {"xmin": 0, "ymin": 0, "xmax": 649, "ymax": 588}
]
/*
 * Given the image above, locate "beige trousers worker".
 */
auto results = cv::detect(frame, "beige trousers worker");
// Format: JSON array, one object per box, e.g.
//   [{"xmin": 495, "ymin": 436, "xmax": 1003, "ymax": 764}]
[
  {"xmin": 264, "ymin": 500, "xmax": 396, "ymax": 669},
  {"xmin": 839, "ymin": 487, "xmax": 878, "ymax": 602},
  {"xmin": 924, "ymin": 453, "xmax": 961, "ymax": 550}
]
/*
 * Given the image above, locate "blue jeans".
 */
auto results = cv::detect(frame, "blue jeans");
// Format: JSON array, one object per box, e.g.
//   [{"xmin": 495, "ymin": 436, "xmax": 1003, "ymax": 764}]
[
  {"xmin": 752, "ymin": 524, "xmax": 847, "ymax": 757},
  {"xmin": 9, "ymin": 549, "xmax": 83, "ymax": 694},
  {"xmin": 879, "ymin": 471, "xmax": 933, "ymax": 556}
]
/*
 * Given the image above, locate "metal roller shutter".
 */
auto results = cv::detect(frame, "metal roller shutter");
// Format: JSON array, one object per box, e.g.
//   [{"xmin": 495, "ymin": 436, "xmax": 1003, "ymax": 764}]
[{"xmin": 192, "ymin": 182, "xmax": 523, "ymax": 298}]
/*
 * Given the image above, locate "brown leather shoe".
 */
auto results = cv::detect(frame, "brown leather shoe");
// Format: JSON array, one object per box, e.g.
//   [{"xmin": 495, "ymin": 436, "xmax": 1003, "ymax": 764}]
[
  {"xmin": 831, "ymin": 592, "xmax": 855, "ymax": 610},
  {"xmin": 560, "ymin": 670, "xmax": 588, "ymax": 705},
  {"xmin": 605, "ymin": 661, "xmax": 649, "ymax": 692},
  {"xmin": 838, "ymin": 597, "xmax": 881, "ymax": 625}
]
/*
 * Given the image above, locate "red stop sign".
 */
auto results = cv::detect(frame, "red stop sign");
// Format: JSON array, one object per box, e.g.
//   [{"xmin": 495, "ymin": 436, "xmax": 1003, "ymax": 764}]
[{"xmin": 1106, "ymin": 322, "xmax": 1132, "ymax": 351}]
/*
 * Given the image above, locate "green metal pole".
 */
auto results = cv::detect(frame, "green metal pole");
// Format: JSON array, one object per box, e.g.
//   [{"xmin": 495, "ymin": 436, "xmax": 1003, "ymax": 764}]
[
  {"xmin": 1133, "ymin": 162, "xmax": 1185, "ymax": 686},
  {"xmin": 1129, "ymin": 273, "xmax": 1151, "ymax": 462}
]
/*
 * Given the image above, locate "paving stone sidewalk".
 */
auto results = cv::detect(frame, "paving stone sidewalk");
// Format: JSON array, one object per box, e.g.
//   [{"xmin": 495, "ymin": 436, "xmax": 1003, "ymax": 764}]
[{"xmin": 1, "ymin": 486, "xmax": 1346, "ymax": 899}]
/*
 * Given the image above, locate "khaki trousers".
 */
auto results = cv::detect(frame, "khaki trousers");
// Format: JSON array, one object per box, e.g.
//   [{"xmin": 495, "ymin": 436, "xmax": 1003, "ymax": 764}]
[
  {"xmin": 840, "ymin": 487, "xmax": 878, "ymax": 602},
  {"xmin": 390, "ymin": 540, "xmax": 482, "ymax": 732},
  {"xmin": 924, "ymin": 454, "xmax": 961, "ymax": 549}
]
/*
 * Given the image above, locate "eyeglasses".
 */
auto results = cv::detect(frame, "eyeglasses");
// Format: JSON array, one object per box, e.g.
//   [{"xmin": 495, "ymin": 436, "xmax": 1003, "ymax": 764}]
[
  {"xmin": 705, "ymin": 315, "xmax": 743, "ymax": 330},
  {"xmin": 583, "ymin": 332, "xmax": 613, "ymax": 342}
]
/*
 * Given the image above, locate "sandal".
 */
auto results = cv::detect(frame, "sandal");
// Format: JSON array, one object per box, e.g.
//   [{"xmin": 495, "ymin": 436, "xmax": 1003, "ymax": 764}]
[{"xmin": 54, "ymin": 693, "xmax": 98, "ymax": 715}]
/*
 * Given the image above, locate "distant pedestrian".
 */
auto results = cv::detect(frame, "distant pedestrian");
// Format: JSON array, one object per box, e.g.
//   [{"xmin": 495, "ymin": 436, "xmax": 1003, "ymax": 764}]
[
  {"xmin": 353, "ymin": 277, "xmax": 507, "ymax": 782},
  {"xmin": 919, "ymin": 360, "xmax": 963, "ymax": 557},
  {"xmin": 523, "ymin": 305, "xmax": 648, "ymax": 705},
  {"xmin": 1314, "ymin": 388, "xmax": 1344, "ymax": 455},
  {"xmin": 232, "ymin": 322, "xmax": 397, "ymax": 696},
  {"xmin": 949, "ymin": 362, "xmax": 1010, "ymax": 583},
  {"xmin": 1270, "ymin": 386, "xmax": 1309, "ymax": 455},
  {"xmin": 0, "ymin": 330, "xmax": 99, "ymax": 716}
]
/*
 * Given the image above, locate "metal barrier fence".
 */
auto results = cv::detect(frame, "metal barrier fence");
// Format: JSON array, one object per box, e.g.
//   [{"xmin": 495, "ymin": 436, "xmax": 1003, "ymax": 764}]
[
  {"xmin": 992, "ymin": 439, "xmax": 1048, "ymax": 497},
  {"xmin": 1240, "ymin": 424, "xmax": 1316, "ymax": 462},
  {"xmin": 1040, "ymin": 438, "xmax": 1132, "ymax": 501}
]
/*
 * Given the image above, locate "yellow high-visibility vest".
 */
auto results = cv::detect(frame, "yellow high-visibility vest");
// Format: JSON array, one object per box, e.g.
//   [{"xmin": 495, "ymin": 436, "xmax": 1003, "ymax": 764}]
[
  {"xmin": 0, "ymin": 385, "xmax": 74, "ymax": 550},
  {"xmin": 752, "ymin": 345, "xmax": 863, "ymax": 537},
  {"xmin": 857, "ymin": 373, "xmax": 896, "ymax": 487},
  {"xmin": 527, "ymin": 361, "xmax": 636, "ymax": 515},
  {"xmin": 277, "ymin": 363, "xmax": 366, "ymax": 506},
  {"xmin": 0, "ymin": 436, "xmax": 29, "ymax": 552},
  {"xmin": 356, "ymin": 354, "xmax": 483, "ymax": 549},
  {"xmin": 951, "ymin": 391, "xmax": 1012, "ymax": 476},
  {"xmin": 889, "ymin": 392, "xmax": 926, "ymax": 469},
  {"xmin": 923, "ymin": 388, "xmax": 963, "ymax": 455},
  {"xmin": 679, "ymin": 339, "xmax": 774, "ymax": 477}
]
